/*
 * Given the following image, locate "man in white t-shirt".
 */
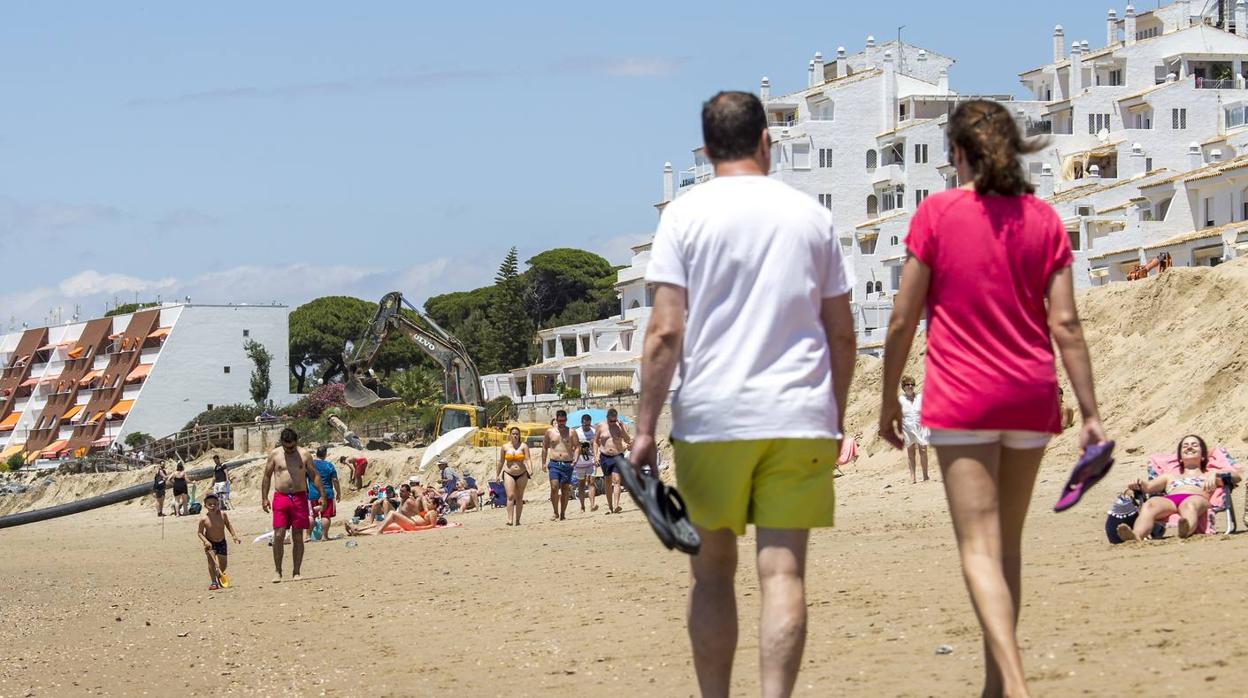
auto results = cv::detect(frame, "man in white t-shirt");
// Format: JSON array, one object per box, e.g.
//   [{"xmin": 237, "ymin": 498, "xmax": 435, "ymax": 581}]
[{"xmin": 630, "ymin": 91, "xmax": 856, "ymax": 698}]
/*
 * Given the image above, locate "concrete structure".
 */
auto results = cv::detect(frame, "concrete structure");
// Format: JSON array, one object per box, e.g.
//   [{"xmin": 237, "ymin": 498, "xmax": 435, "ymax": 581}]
[
  {"xmin": 480, "ymin": 242, "xmax": 653, "ymax": 403},
  {"xmin": 657, "ymin": 1, "xmax": 1248, "ymax": 354},
  {"xmin": 0, "ymin": 303, "xmax": 293, "ymax": 463}
]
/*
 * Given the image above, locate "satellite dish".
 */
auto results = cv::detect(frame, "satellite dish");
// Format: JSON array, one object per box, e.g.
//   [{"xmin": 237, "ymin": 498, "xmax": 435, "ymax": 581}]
[{"xmin": 1097, "ymin": 128, "xmax": 1110, "ymax": 143}]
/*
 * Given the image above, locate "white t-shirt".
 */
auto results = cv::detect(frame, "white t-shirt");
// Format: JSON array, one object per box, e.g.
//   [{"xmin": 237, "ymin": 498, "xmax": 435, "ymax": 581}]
[
  {"xmin": 645, "ymin": 175, "xmax": 855, "ymax": 443},
  {"xmin": 900, "ymin": 393, "xmax": 922, "ymax": 429}
]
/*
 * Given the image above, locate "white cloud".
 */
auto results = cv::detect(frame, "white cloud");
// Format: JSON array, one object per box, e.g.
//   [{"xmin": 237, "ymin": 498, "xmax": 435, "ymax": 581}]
[
  {"xmin": 586, "ymin": 231, "xmax": 652, "ymax": 265},
  {"xmin": 58, "ymin": 271, "xmax": 177, "ymax": 298}
]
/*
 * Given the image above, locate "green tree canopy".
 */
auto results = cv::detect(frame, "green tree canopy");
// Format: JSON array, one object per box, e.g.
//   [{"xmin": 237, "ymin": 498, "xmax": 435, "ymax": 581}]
[{"xmin": 288, "ymin": 295, "xmax": 430, "ymax": 393}]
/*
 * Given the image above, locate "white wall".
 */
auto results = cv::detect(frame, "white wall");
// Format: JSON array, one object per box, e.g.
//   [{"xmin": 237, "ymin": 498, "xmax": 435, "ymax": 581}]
[{"xmin": 118, "ymin": 305, "xmax": 293, "ymax": 441}]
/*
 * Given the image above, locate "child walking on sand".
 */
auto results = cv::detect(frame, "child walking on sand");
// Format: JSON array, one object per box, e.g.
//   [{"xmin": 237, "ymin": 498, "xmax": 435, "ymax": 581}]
[{"xmin": 197, "ymin": 493, "xmax": 240, "ymax": 590}]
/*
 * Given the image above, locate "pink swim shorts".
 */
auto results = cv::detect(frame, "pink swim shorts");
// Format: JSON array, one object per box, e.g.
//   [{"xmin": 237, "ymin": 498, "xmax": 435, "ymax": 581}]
[{"xmin": 272, "ymin": 491, "xmax": 311, "ymax": 530}]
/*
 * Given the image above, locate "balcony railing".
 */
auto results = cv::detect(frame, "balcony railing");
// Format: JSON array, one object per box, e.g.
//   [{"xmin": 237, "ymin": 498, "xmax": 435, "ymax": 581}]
[
  {"xmin": 768, "ymin": 119, "xmax": 796, "ymax": 128},
  {"xmin": 1196, "ymin": 77, "xmax": 1237, "ymax": 90},
  {"xmin": 1026, "ymin": 120, "xmax": 1053, "ymax": 136}
]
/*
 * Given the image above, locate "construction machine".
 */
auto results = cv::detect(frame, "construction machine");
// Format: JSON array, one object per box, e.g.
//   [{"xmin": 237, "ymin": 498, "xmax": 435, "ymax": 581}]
[
  {"xmin": 1127, "ymin": 251, "xmax": 1173, "ymax": 280},
  {"xmin": 341, "ymin": 292, "xmax": 546, "ymax": 447}
]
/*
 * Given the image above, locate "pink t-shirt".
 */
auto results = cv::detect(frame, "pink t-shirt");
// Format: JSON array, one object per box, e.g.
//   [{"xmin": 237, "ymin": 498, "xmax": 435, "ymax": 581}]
[{"xmin": 905, "ymin": 189, "xmax": 1073, "ymax": 433}]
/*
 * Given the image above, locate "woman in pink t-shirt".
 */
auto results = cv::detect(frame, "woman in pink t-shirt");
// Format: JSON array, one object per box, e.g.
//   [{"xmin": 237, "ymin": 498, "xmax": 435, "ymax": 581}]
[{"xmin": 878, "ymin": 100, "xmax": 1107, "ymax": 698}]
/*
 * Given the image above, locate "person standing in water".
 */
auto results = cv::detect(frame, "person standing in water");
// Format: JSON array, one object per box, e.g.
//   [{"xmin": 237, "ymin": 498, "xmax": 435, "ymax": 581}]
[
  {"xmin": 879, "ymin": 99, "xmax": 1107, "ymax": 698},
  {"xmin": 496, "ymin": 427, "xmax": 532, "ymax": 526},
  {"xmin": 899, "ymin": 376, "xmax": 930, "ymax": 483}
]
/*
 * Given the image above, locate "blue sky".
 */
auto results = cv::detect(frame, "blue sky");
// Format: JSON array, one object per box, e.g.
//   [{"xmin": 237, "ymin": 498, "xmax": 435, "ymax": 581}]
[{"xmin": 1, "ymin": 0, "xmax": 1108, "ymax": 328}]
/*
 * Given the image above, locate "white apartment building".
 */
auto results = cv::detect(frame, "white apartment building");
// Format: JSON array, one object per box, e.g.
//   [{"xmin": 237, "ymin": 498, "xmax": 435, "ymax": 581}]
[
  {"xmin": 479, "ymin": 243, "xmax": 652, "ymax": 403},
  {"xmin": 0, "ymin": 304, "xmax": 293, "ymax": 464},
  {"xmin": 658, "ymin": 0, "xmax": 1248, "ymax": 352}
]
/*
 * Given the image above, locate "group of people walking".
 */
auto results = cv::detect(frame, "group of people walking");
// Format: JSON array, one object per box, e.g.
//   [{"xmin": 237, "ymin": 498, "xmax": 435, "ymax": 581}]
[{"xmin": 627, "ymin": 93, "xmax": 1107, "ymax": 698}]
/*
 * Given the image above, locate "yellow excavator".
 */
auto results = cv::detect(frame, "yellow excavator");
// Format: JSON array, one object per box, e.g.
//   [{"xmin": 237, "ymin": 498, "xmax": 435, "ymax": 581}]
[{"xmin": 341, "ymin": 291, "xmax": 547, "ymax": 447}]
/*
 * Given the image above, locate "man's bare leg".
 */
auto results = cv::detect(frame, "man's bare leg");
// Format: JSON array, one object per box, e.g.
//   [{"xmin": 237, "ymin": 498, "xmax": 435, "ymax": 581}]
[
  {"xmin": 291, "ymin": 529, "xmax": 305, "ymax": 580},
  {"xmin": 589, "ymin": 477, "xmax": 598, "ymax": 511},
  {"xmin": 549, "ymin": 479, "xmax": 560, "ymax": 520},
  {"xmin": 271, "ymin": 527, "xmax": 287, "ymax": 583},
  {"xmin": 688, "ymin": 527, "xmax": 738, "ymax": 698},
  {"xmin": 611, "ymin": 473, "xmax": 623, "ymax": 513},
  {"xmin": 321, "ymin": 516, "xmax": 333, "ymax": 540},
  {"xmin": 757, "ymin": 528, "xmax": 810, "ymax": 698},
  {"xmin": 560, "ymin": 484, "xmax": 570, "ymax": 520}
]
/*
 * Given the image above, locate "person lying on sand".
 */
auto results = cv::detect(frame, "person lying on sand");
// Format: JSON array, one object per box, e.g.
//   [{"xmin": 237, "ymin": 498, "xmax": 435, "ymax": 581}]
[
  {"xmin": 1118, "ymin": 434, "xmax": 1242, "ymax": 541},
  {"xmin": 347, "ymin": 484, "xmax": 438, "ymax": 535}
]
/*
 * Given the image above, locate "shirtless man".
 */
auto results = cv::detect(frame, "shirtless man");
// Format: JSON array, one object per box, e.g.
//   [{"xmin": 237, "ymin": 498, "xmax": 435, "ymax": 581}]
[
  {"xmin": 594, "ymin": 408, "xmax": 633, "ymax": 514},
  {"xmin": 260, "ymin": 428, "xmax": 327, "ymax": 583},
  {"xmin": 541, "ymin": 409, "xmax": 580, "ymax": 521},
  {"xmin": 346, "ymin": 484, "xmax": 436, "ymax": 535}
]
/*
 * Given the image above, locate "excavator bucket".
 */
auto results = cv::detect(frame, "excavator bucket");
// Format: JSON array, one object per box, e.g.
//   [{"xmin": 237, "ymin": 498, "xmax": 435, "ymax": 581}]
[{"xmin": 344, "ymin": 376, "xmax": 400, "ymax": 409}]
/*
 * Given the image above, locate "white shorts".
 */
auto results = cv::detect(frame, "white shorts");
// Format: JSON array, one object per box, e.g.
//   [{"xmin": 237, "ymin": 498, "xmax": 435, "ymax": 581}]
[
  {"xmin": 926, "ymin": 429, "xmax": 1052, "ymax": 450},
  {"xmin": 213, "ymin": 481, "xmax": 230, "ymax": 497}
]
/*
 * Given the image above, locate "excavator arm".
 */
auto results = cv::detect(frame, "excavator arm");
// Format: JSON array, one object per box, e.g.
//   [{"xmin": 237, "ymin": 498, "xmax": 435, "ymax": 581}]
[{"xmin": 342, "ymin": 291, "xmax": 483, "ymax": 409}]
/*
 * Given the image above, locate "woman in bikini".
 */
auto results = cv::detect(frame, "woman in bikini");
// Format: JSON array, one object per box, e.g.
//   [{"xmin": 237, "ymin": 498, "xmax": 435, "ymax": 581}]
[
  {"xmin": 169, "ymin": 463, "xmax": 190, "ymax": 516},
  {"xmin": 496, "ymin": 426, "xmax": 531, "ymax": 526},
  {"xmin": 1118, "ymin": 435, "xmax": 1241, "ymax": 540}
]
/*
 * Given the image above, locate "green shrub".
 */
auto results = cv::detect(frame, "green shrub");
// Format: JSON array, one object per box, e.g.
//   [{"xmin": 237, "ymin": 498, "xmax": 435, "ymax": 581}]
[
  {"xmin": 4, "ymin": 453, "xmax": 24, "ymax": 472},
  {"xmin": 182, "ymin": 404, "xmax": 260, "ymax": 431},
  {"xmin": 124, "ymin": 432, "xmax": 154, "ymax": 450}
]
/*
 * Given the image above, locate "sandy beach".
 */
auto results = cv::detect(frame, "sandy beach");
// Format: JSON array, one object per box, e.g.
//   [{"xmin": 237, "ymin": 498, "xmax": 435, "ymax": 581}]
[{"xmin": 3, "ymin": 263, "xmax": 1248, "ymax": 697}]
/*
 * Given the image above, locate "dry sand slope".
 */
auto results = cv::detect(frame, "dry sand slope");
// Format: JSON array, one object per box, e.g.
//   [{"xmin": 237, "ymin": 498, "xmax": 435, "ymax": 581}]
[{"xmin": 3, "ymin": 260, "xmax": 1248, "ymax": 697}]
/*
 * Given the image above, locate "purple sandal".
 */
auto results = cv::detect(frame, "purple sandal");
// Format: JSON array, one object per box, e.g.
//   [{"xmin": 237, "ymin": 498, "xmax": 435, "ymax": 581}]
[{"xmin": 1054, "ymin": 440, "xmax": 1115, "ymax": 512}]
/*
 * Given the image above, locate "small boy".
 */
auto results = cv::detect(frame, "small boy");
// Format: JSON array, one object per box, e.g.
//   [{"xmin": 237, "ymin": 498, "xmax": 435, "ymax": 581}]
[{"xmin": 197, "ymin": 493, "xmax": 240, "ymax": 590}]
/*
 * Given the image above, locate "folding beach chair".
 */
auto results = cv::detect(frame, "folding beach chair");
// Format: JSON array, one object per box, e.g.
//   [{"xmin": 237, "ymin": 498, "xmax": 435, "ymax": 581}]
[
  {"xmin": 1106, "ymin": 446, "xmax": 1240, "ymax": 543},
  {"xmin": 487, "ymin": 481, "xmax": 506, "ymax": 508}
]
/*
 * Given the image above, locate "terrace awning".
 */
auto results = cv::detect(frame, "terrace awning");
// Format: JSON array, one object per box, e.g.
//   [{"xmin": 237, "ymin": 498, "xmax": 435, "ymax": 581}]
[
  {"xmin": 40, "ymin": 440, "xmax": 69, "ymax": 458},
  {"xmin": 147, "ymin": 327, "xmax": 171, "ymax": 340},
  {"xmin": 126, "ymin": 364, "xmax": 152, "ymax": 383},
  {"xmin": 0, "ymin": 412, "xmax": 21, "ymax": 431},
  {"xmin": 107, "ymin": 399, "xmax": 135, "ymax": 419},
  {"xmin": 91, "ymin": 437, "xmax": 113, "ymax": 448},
  {"xmin": 62, "ymin": 404, "xmax": 84, "ymax": 421},
  {"xmin": 78, "ymin": 369, "xmax": 103, "ymax": 386},
  {"xmin": 19, "ymin": 378, "xmax": 39, "ymax": 388}
]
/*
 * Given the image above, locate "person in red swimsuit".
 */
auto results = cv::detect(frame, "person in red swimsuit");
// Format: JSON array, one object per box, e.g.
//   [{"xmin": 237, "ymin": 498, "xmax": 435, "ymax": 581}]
[{"xmin": 879, "ymin": 99, "xmax": 1108, "ymax": 698}]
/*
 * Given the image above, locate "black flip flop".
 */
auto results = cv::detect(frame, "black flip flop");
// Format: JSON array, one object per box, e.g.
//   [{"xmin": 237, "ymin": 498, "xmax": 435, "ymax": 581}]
[{"xmin": 616, "ymin": 455, "xmax": 700, "ymax": 555}]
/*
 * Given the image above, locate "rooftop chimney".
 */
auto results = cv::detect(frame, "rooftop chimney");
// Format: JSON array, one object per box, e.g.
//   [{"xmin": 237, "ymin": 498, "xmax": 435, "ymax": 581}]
[
  {"xmin": 1038, "ymin": 163, "xmax": 1055, "ymax": 198},
  {"xmin": 1087, "ymin": 164, "xmax": 1101, "ymax": 179},
  {"xmin": 836, "ymin": 46, "xmax": 848, "ymax": 78},
  {"xmin": 813, "ymin": 51, "xmax": 825, "ymax": 85},
  {"xmin": 1125, "ymin": 5, "xmax": 1138, "ymax": 45},
  {"xmin": 662, "ymin": 162, "xmax": 674, "ymax": 203},
  {"xmin": 866, "ymin": 34, "xmax": 876, "ymax": 48},
  {"xmin": 1070, "ymin": 46, "xmax": 1084, "ymax": 93},
  {"xmin": 1053, "ymin": 25, "xmax": 1065, "ymax": 63},
  {"xmin": 760, "ymin": 76, "xmax": 770, "ymax": 101},
  {"xmin": 918, "ymin": 49, "xmax": 927, "ymax": 62},
  {"xmin": 1211, "ymin": 148, "xmax": 1224, "ymax": 162},
  {"xmin": 1128, "ymin": 142, "xmax": 1147, "ymax": 177},
  {"xmin": 882, "ymin": 50, "xmax": 897, "ymax": 131},
  {"xmin": 938, "ymin": 66, "xmax": 949, "ymax": 94},
  {"xmin": 1107, "ymin": 9, "xmax": 1118, "ymax": 46},
  {"xmin": 1237, "ymin": 0, "xmax": 1247, "ymax": 38},
  {"xmin": 1189, "ymin": 142, "xmax": 1203, "ymax": 170},
  {"xmin": 1081, "ymin": 39, "xmax": 1090, "ymax": 53},
  {"xmin": 808, "ymin": 60, "xmax": 816, "ymax": 87}
]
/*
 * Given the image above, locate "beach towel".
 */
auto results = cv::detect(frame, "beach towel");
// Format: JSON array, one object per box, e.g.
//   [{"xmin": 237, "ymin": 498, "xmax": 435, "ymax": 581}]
[
  {"xmin": 1145, "ymin": 447, "xmax": 1240, "ymax": 534},
  {"xmin": 380, "ymin": 521, "xmax": 462, "ymax": 535}
]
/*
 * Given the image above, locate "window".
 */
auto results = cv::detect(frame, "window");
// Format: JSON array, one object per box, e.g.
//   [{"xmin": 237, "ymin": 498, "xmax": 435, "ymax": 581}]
[
  {"xmin": 1087, "ymin": 112, "xmax": 1111, "ymax": 134},
  {"xmin": 867, "ymin": 194, "xmax": 879, "ymax": 217},
  {"xmin": 1172, "ymin": 108, "xmax": 1187, "ymax": 129},
  {"xmin": 1157, "ymin": 197, "xmax": 1172, "ymax": 220},
  {"xmin": 898, "ymin": 103, "xmax": 908, "ymax": 121},
  {"xmin": 1076, "ymin": 205, "xmax": 1093, "ymax": 217},
  {"xmin": 1226, "ymin": 104, "xmax": 1248, "ymax": 128},
  {"xmin": 1204, "ymin": 197, "xmax": 1214, "ymax": 227},
  {"xmin": 864, "ymin": 281, "xmax": 873, "ymax": 296},
  {"xmin": 207, "ymin": 404, "xmax": 214, "ymax": 411},
  {"xmin": 914, "ymin": 189, "xmax": 930, "ymax": 207},
  {"xmin": 817, "ymin": 193, "xmax": 833, "ymax": 210},
  {"xmin": 1131, "ymin": 111, "xmax": 1152, "ymax": 129},
  {"xmin": 223, "ymin": 366, "xmax": 230, "ymax": 374},
  {"xmin": 882, "ymin": 143, "xmax": 904, "ymax": 167},
  {"xmin": 890, "ymin": 235, "xmax": 899, "ymax": 246},
  {"xmin": 818, "ymin": 148, "xmax": 833, "ymax": 168},
  {"xmin": 859, "ymin": 237, "xmax": 878, "ymax": 255},
  {"xmin": 1108, "ymin": 69, "xmax": 1123, "ymax": 86},
  {"xmin": 1145, "ymin": 157, "xmax": 1153, "ymax": 172},
  {"xmin": 242, "ymin": 329, "xmax": 250, "ymax": 337},
  {"xmin": 881, "ymin": 185, "xmax": 905, "ymax": 213},
  {"xmin": 874, "ymin": 281, "xmax": 883, "ymax": 294},
  {"xmin": 865, "ymin": 149, "xmax": 877, "ymax": 170},
  {"xmin": 645, "ymin": 284, "xmax": 656, "ymax": 306},
  {"xmin": 913, "ymin": 143, "xmax": 928, "ymax": 164},
  {"xmin": 810, "ymin": 101, "xmax": 834, "ymax": 121},
  {"xmin": 792, "ymin": 142, "xmax": 811, "ymax": 169}
]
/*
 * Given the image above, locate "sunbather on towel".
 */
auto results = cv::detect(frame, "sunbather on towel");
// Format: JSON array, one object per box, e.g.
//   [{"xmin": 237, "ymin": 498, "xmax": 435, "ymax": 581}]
[
  {"xmin": 1118, "ymin": 435, "xmax": 1242, "ymax": 541},
  {"xmin": 348, "ymin": 484, "xmax": 435, "ymax": 535}
]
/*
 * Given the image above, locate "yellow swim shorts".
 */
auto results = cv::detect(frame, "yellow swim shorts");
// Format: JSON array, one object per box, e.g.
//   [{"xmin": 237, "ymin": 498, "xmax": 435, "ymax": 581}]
[{"xmin": 672, "ymin": 438, "xmax": 839, "ymax": 536}]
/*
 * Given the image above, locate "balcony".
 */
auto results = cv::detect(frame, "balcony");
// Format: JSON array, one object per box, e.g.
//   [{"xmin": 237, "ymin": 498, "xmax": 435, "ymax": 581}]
[
  {"xmin": 768, "ymin": 119, "xmax": 797, "ymax": 128},
  {"xmin": 871, "ymin": 163, "xmax": 906, "ymax": 185},
  {"xmin": 1026, "ymin": 120, "xmax": 1053, "ymax": 136},
  {"xmin": 1195, "ymin": 77, "xmax": 1238, "ymax": 90}
]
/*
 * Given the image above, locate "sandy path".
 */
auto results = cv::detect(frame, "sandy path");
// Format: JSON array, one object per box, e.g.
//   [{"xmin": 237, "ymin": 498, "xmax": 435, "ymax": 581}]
[{"xmin": 1, "ymin": 449, "xmax": 1244, "ymax": 698}]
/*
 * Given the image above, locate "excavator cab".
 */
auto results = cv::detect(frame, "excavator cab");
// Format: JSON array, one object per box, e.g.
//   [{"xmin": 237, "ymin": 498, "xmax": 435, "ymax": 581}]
[{"xmin": 435, "ymin": 404, "xmax": 487, "ymax": 436}]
